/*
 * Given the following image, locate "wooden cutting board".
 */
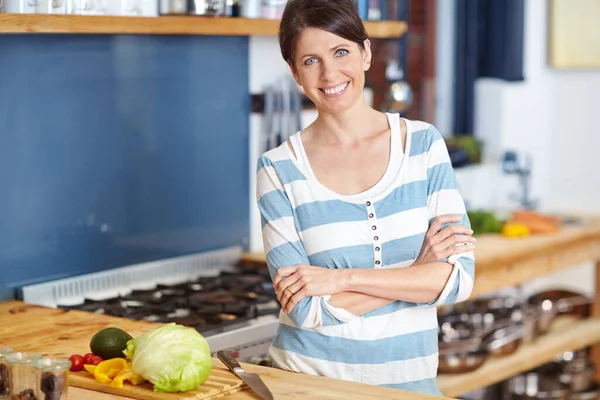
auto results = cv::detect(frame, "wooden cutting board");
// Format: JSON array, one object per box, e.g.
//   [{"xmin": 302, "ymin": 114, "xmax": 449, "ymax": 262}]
[{"xmin": 70, "ymin": 367, "xmax": 248, "ymax": 400}]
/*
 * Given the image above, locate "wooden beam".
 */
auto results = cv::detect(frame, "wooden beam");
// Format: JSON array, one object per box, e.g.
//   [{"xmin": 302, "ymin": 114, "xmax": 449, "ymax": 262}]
[{"xmin": 0, "ymin": 14, "xmax": 408, "ymax": 38}]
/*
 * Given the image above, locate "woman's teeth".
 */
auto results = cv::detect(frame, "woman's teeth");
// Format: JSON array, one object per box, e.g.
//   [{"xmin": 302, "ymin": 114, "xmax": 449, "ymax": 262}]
[{"xmin": 323, "ymin": 82, "xmax": 348, "ymax": 95}]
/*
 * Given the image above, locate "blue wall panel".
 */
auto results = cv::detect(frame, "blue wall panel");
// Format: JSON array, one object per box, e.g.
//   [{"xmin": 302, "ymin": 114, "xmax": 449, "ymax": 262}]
[{"xmin": 0, "ymin": 34, "xmax": 250, "ymax": 296}]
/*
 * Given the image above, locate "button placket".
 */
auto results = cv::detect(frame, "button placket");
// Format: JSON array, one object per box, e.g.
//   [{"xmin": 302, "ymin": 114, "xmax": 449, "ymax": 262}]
[{"xmin": 365, "ymin": 199, "xmax": 382, "ymax": 268}]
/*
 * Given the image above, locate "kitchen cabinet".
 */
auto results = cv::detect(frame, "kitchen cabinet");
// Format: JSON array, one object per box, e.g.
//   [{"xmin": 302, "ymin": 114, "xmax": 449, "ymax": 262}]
[
  {"xmin": 0, "ymin": 14, "xmax": 407, "ymax": 38},
  {"xmin": 241, "ymin": 216, "xmax": 600, "ymax": 398}
]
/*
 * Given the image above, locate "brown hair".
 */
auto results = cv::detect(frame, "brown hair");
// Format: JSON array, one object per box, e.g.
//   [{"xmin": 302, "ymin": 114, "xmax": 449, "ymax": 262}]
[{"xmin": 279, "ymin": 0, "xmax": 370, "ymax": 69}]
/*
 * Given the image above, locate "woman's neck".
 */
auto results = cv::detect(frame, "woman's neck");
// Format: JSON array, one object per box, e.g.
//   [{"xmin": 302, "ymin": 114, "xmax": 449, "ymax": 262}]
[{"xmin": 309, "ymin": 95, "xmax": 388, "ymax": 145}]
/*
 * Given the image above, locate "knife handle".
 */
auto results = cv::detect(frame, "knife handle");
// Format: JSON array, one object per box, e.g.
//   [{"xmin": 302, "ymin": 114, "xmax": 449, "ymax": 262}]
[{"xmin": 217, "ymin": 351, "xmax": 243, "ymax": 374}]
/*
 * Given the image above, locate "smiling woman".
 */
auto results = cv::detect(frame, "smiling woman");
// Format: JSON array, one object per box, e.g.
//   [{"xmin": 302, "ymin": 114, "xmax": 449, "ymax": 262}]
[
  {"xmin": 279, "ymin": 0, "xmax": 371, "ymax": 115},
  {"xmin": 255, "ymin": 0, "xmax": 477, "ymax": 397}
]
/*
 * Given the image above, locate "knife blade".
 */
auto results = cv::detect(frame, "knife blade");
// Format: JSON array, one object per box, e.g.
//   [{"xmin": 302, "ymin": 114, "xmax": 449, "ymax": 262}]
[{"xmin": 217, "ymin": 350, "xmax": 275, "ymax": 400}]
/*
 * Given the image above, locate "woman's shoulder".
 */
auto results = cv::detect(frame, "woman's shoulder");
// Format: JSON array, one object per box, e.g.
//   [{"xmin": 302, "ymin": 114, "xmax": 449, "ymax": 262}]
[
  {"xmin": 399, "ymin": 118, "xmax": 446, "ymax": 155},
  {"xmin": 258, "ymin": 140, "xmax": 295, "ymax": 167}
]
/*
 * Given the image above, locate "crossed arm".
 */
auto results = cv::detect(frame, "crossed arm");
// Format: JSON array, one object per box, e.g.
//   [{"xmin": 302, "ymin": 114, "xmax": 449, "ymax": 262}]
[{"xmin": 274, "ymin": 215, "xmax": 474, "ymax": 315}]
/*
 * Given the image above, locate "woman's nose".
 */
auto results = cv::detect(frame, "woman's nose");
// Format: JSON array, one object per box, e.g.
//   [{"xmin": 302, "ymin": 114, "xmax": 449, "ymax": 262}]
[{"xmin": 320, "ymin": 60, "xmax": 338, "ymax": 81}]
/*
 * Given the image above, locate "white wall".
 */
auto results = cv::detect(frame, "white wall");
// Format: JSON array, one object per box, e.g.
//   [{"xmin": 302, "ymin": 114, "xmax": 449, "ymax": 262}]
[
  {"xmin": 248, "ymin": 36, "xmax": 319, "ymax": 252},
  {"xmin": 471, "ymin": 0, "xmax": 600, "ymax": 297},
  {"xmin": 434, "ymin": 0, "xmax": 455, "ymax": 136}
]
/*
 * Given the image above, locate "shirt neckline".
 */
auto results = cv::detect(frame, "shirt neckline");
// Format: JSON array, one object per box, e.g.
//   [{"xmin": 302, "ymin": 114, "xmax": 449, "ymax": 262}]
[{"xmin": 288, "ymin": 113, "xmax": 411, "ymax": 203}]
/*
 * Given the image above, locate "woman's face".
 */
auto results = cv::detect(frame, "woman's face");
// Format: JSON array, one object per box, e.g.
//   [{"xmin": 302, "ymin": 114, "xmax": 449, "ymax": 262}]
[{"xmin": 290, "ymin": 27, "xmax": 372, "ymax": 115}]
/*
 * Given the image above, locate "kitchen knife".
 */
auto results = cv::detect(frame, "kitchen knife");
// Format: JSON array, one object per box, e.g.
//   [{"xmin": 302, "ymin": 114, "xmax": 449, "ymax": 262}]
[{"xmin": 217, "ymin": 350, "xmax": 275, "ymax": 400}]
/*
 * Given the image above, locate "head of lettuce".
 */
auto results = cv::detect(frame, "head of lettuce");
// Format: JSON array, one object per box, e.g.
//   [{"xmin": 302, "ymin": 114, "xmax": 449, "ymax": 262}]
[{"xmin": 123, "ymin": 323, "xmax": 213, "ymax": 392}]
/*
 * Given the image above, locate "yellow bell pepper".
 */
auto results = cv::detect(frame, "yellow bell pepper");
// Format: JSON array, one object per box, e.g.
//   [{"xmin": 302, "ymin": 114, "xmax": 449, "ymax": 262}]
[
  {"xmin": 92, "ymin": 358, "xmax": 129, "ymax": 385},
  {"xmin": 501, "ymin": 222, "xmax": 531, "ymax": 238},
  {"xmin": 109, "ymin": 370, "xmax": 146, "ymax": 389},
  {"xmin": 83, "ymin": 364, "xmax": 96, "ymax": 374}
]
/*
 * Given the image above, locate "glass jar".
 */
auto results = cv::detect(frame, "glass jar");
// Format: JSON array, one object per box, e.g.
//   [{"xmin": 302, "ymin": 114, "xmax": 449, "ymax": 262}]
[
  {"xmin": 6, "ymin": 352, "xmax": 42, "ymax": 399},
  {"xmin": 35, "ymin": 358, "xmax": 71, "ymax": 400},
  {"xmin": 0, "ymin": 348, "xmax": 13, "ymax": 398}
]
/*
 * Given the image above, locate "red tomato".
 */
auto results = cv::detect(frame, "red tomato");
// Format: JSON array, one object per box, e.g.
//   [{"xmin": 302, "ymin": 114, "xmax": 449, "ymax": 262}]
[
  {"xmin": 69, "ymin": 355, "xmax": 84, "ymax": 372},
  {"xmin": 83, "ymin": 353, "xmax": 95, "ymax": 364},
  {"xmin": 88, "ymin": 355, "xmax": 103, "ymax": 365}
]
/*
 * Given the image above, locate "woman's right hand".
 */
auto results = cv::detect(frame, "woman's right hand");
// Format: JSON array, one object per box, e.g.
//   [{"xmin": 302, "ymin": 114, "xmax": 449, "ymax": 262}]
[{"xmin": 413, "ymin": 215, "xmax": 476, "ymax": 266}]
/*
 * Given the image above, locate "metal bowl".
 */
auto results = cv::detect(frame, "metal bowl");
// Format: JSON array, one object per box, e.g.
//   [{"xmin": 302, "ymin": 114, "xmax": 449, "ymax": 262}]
[
  {"xmin": 438, "ymin": 350, "xmax": 487, "ymax": 374},
  {"xmin": 569, "ymin": 383, "xmax": 600, "ymax": 400},
  {"xmin": 484, "ymin": 325, "xmax": 523, "ymax": 356},
  {"xmin": 506, "ymin": 372, "xmax": 571, "ymax": 400},
  {"xmin": 559, "ymin": 365, "xmax": 596, "ymax": 392}
]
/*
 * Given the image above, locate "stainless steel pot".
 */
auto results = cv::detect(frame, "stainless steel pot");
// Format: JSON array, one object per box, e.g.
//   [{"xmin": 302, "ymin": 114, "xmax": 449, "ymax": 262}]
[
  {"xmin": 527, "ymin": 290, "xmax": 591, "ymax": 335},
  {"xmin": 438, "ymin": 324, "xmax": 524, "ymax": 374},
  {"xmin": 188, "ymin": 0, "xmax": 224, "ymax": 15},
  {"xmin": 506, "ymin": 372, "xmax": 571, "ymax": 400},
  {"xmin": 559, "ymin": 366, "xmax": 596, "ymax": 392},
  {"xmin": 483, "ymin": 325, "xmax": 523, "ymax": 356},
  {"xmin": 569, "ymin": 383, "xmax": 600, "ymax": 400},
  {"xmin": 517, "ymin": 293, "xmax": 591, "ymax": 342},
  {"xmin": 438, "ymin": 349, "xmax": 487, "ymax": 374}
]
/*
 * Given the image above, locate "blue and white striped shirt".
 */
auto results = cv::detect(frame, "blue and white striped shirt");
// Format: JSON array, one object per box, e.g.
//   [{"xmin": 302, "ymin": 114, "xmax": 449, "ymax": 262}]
[{"xmin": 256, "ymin": 114, "xmax": 475, "ymax": 396}]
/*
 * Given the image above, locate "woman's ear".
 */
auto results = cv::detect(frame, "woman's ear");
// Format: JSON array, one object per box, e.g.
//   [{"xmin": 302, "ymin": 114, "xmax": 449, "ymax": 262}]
[{"xmin": 362, "ymin": 39, "xmax": 373, "ymax": 71}]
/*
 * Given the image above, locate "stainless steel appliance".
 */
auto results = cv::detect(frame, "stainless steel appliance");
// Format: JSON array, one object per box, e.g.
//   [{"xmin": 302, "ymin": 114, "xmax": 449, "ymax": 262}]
[
  {"xmin": 21, "ymin": 246, "xmax": 281, "ymax": 364},
  {"xmin": 187, "ymin": 0, "xmax": 224, "ymax": 15}
]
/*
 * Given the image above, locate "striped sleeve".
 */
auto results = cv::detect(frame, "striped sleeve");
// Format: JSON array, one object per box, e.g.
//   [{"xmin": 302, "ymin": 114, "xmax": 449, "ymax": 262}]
[
  {"xmin": 256, "ymin": 154, "xmax": 359, "ymax": 328},
  {"xmin": 421, "ymin": 126, "xmax": 475, "ymax": 307}
]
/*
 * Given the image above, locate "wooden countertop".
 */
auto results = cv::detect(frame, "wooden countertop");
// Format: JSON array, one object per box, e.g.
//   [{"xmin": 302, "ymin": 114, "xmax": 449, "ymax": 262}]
[{"xmin": 0, "ymin": 301, "xmax": 452, "ymax": 400}]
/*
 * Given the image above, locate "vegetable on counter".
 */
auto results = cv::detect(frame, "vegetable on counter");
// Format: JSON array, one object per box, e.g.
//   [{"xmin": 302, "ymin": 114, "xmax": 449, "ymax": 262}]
[
  {"xmin": 123, "ymin": 323, "xmax": 213, "ymax": 393},
  {"xmin": 467, "ymin": 210, "xmax": 504, "ymax": 235},
  {"xmin": 69, "ymin": 355, "xmax": 85, "ymax": 372},
  {"xmin": 508, "ymin": 210, "xmax": 561, "ymax": 234},
  {"xmin": 83, "ymin": 358, "xmax": 145, "ymax": 388},
  {"xmin": 501, "ymin": 222, "xmax": 531, "ymax": 238},
  {"xmin": 90, "ymin": 327, "xmax": 133, "ymax": 360}
]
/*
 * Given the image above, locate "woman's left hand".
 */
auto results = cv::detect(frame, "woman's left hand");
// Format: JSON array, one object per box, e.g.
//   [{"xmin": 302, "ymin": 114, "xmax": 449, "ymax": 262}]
[{"xmin": 274, "ymin": 265, "xmax": 345, "ymax": 314}]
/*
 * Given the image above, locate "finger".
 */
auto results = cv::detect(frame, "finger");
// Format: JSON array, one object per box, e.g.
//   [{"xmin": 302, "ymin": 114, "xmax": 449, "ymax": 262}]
[
  {"xmin": 438, "ymin": 234, "xmax": 476, "ymax": 250},
  {"xmin": 428, "ymin": 215, "xmax": 462, "ymax": 237},
  {"xmin": 285, "ymin": 288, "xmax": 307, "ymax": 314},
  {"xmin": 274, "ymin": 266, "xmax": 297, "ymax": 289},
  {"xmin": 280, "ymin": 286, "xmax": 296, "ymax": 312},
  {"xmin": 285, "ymin": 280, "xmax": 305, "ymax": 298},
  {"xmin": 278, "ymin": 274, "xmax": 301, "ymax": 295},
  {"xmin": 278, "ymin": 286, "xmax": 292, "ymax": 308},
  {"xmin": 433, "ymin": 225, "xmax": 474, "ymax": 244},
  {"xmin": 441, "ymin": 243, "xmax": 476, "ymax": 259}
]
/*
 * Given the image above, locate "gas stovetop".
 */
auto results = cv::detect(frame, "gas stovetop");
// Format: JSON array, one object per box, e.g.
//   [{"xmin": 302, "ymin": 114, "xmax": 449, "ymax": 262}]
[
  {"xmin": 21, "ymin": 247, "xmax": 281, "ymax": 359},
  {"xmin": 59, "ymin": 269, "xmax": 280, "ymax": 337}
]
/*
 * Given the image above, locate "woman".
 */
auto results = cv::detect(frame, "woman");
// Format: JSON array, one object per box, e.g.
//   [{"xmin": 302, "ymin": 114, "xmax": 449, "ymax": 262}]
[{"xmin": 255, "ymin": 0, "xmax": 476, "ymax": 396}]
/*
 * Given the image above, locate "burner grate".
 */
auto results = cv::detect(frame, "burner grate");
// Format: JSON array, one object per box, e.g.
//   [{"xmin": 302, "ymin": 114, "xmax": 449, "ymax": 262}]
[{"xmin": 21, "ymin": 246, "xmax": 242, "ymax": 307}]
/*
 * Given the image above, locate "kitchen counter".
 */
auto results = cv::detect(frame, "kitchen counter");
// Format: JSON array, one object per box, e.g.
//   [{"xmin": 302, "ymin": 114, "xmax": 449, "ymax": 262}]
[{"xmin": 0, "ymin": 301, "xmax": 452, "ymax": 400}]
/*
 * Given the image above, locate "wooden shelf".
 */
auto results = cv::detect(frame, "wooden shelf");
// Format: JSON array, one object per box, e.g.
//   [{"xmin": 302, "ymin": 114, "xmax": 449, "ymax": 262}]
[
  {"xmin": 437, "ymin": 316, "xmax": 600, "ymax": 398},
  {"xmin": 0, "ymin": 14, "xmax": 407, "ymax": 38}
]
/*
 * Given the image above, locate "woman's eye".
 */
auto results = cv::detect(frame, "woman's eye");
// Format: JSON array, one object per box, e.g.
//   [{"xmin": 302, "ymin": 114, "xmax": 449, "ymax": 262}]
[
  {"xmin": 335, "ymin": 49, "xmax": 349, "ymax": 57},
  {"xmin": 304, "ymin": 58, "xmax": 318, "ymax": 66}
]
